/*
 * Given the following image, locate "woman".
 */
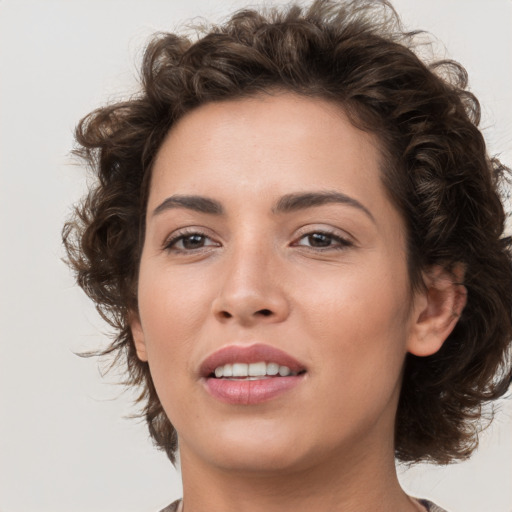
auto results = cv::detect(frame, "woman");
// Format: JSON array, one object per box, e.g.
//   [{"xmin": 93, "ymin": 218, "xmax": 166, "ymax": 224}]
[{"xmin": 63, "ymin": 1, "xmax": 512, "ymax": 511}]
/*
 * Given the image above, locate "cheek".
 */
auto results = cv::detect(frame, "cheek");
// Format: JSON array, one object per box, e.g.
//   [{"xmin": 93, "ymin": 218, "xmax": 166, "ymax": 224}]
[
  {"xmin": 137, "ymin": 279, "xmax": 206, "ymax": 428},
  {"xmin": 301, "ymin": 263, "xmax": 412, "ymax": 381},
  {"xmin": 139, "ymin": 263, "xmax": 212, "ymax": 334},
  {"xmin": 137, "ymin": 265, "xmax": 213, "ymax": 390}
]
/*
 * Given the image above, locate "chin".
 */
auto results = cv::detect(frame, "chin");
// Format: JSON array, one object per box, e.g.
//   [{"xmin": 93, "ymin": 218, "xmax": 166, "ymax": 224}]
[
  {"xmin": 189, "ymin": 418, "xmax": 315, "ymax": 474},
  {"xmin": 210, "ymin": 444, "xmax": 310, "ymax": 475}
]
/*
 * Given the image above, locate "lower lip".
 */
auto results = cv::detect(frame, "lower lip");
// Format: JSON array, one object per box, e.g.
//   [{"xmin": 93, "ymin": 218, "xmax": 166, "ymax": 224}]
[{"xmin": 204, "ymin": 375, "xmax": 304, "ymax": 405}]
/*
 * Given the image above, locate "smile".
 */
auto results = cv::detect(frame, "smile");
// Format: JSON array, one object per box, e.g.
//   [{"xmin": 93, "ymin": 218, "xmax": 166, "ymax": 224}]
[
  {"xmin": 200, "ymin": 344, "xmax": 307, "ymax": 404},
  {"xmin": 213, "ymin": 362, "xmax": 299, "ymax": 378}
]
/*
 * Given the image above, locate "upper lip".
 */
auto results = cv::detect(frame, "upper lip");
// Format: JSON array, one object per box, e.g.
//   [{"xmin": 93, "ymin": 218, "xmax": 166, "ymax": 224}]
[{"xmin": 199, "ymin": 343, "xmax": 307, "ymax": 378}]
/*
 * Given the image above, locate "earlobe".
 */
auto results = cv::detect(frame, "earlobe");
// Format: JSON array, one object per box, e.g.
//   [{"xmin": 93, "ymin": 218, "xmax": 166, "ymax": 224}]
[
  {"xmin": 129, "ymin": 311, "xmax": 148, "ymax": 362},
  {"xmin": 407, "ymin": 264, "xmax": 467, "ymax": 357}
]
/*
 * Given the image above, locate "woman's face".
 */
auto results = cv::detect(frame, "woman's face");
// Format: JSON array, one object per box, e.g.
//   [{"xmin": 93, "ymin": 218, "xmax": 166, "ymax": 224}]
[{"xmin": 132, "ymin": 93, "xmax": 425, "ymax": 474}]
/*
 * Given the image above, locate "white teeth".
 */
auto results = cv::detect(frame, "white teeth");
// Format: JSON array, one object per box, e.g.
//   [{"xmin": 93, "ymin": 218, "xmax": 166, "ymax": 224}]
[
  {"xmin": 248, "ymin": 362, "xmax": 266, "ymax": 376},
  {"xmin": 266, "ymin": 362, "xmax": 279, "ymax": 375},
  {"xmin": 278, "ymin": 365, "xmax": 291, "ymax": 376},
  {"xmin": 212, "ymin": 361, "xmax": 299, "ymax": 378},
  {"xmin": 232, "ymin": 363, "xmax": 248, "ymax": 377}
]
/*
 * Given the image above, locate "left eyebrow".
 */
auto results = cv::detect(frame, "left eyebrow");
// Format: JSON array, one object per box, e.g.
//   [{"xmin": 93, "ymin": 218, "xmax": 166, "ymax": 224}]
[
  {"xmin": 152, "ymin": 195, "xmax": 224, "ymax": 216},
  {"xmin": 272, "ymin": 191, "xmax": 375, "ymax": 223}
]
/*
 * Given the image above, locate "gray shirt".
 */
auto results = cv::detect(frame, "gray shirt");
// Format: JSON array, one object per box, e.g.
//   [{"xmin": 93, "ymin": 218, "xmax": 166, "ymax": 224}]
[{"xmin": 159, "ymin": 498, "xmax": 449, "ymax": 511}]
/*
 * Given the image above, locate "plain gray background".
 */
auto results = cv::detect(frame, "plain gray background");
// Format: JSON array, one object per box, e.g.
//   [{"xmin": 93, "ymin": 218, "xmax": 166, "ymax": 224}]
[{"xmin": 1, "ymin": 1, "xmax": 511, "ymax": 511}]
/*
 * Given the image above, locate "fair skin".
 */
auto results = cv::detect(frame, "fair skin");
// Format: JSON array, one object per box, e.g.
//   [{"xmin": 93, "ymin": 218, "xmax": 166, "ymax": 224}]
[{"xmin": 131, "ymin": 93, "xmax": 465, "ymax": 512}]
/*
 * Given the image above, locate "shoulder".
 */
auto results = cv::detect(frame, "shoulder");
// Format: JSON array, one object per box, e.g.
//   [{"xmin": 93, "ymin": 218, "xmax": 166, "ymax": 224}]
[
  {"xmin": 158, "ymin": 498, "xmax": 182, "ymax": 512},
  {"xmin": 418, "ymin": 499, "xmax": 450, "ymax": 512}
]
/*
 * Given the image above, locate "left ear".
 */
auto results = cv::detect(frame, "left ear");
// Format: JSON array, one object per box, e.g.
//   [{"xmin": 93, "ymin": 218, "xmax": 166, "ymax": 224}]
[
  {"xmin": 407, "ymin": 264, "xmax": 467, "ymax": 357},
  {"xmin": 128, "ymin": 309, "xmax": 148, "ymax": 362}
]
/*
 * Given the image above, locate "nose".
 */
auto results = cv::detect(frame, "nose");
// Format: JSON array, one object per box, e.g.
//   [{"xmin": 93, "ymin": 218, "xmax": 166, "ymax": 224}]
[{"xmin": 211, "ymin": 243, "xmax": 290, "ymax": 327}]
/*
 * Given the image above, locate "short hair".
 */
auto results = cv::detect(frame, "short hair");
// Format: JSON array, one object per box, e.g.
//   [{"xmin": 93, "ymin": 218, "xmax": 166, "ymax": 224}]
[{"xmin": 63, "ymin": 0, "xmax": 512, "ymax": 464}]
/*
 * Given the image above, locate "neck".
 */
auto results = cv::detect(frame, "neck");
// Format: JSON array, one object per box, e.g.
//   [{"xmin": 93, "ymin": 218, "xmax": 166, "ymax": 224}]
[{"xmin": 178, "ymin": 429, "xmax": 416, "ymax": 512}]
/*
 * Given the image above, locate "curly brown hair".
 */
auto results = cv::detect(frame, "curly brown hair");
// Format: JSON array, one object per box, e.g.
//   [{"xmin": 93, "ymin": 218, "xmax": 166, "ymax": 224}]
[{"xmin": 63, "ymin": 0, "xmax": 512, "ymax": 465}]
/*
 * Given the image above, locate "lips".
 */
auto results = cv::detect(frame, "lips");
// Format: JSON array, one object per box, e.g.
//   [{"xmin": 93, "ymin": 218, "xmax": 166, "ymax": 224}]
[
  {"xmin": 200, "ymin": 343, "xmax": 306, "ymax": 377},
  {"xmin": 200, "ymin": 343, "xmax": 307, "ymax": 405}
]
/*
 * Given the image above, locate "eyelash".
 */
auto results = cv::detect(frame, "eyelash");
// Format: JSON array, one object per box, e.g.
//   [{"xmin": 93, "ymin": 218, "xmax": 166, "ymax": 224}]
[
  {"xmin": 163, "ymin": 229, "xmax": 353, "ymax": 253},
  {"xmin": 292, "ymin": 230, "xmax": 353, "ymax": 251},
  {"xmin": 163, "ymin": 229, "xmax": 219, "ymax": 253}
]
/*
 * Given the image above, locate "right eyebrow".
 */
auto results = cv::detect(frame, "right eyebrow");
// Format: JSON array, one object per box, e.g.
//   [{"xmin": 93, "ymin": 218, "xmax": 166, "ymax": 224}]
[
  {"xmin": 152, "ymin": 195, "xmax": 224, "ymax": 216},
  {"xmin": 273, "ymin": 191, "xmax": 375, "ymax": 224}
]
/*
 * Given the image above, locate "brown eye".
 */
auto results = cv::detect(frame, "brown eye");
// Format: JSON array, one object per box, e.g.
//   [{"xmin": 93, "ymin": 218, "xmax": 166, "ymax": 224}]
[
  {"xmin": 165, "ymin": 232, "xmax": 219, "ymax": 252},
  {"xmin": 295, "ymin": 231, "xmax": 352, "ymax": 250},
  {"xmin": 181, "ymin": 234, "xmax": 207, "ymax": 249},
  {"xmin": 306, "ymin": 233, "xmax": 333, "ymax": 247}
]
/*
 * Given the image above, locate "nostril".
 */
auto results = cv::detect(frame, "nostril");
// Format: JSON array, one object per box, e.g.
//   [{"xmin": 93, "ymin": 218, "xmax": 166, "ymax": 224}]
[
  {"xmin": 220, "ymin": 311, "xmax": 233, "ymax": 319},
  {"xmin": 257, "ymin": 309, "xmax": 273, "ymax": 317}
]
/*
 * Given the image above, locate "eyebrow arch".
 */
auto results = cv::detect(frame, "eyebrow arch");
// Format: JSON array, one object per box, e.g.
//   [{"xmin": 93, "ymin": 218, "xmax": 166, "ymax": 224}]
[
  {"xmin": 273, "ymin": 191, "xmax": 375, "ymax": 223},
  {"xmin": 152, "ymin": 195, "xmax": 224, "ymax": 216},
  {"xmin": 152, "ymin": 191, "xmax": 374, "ymax": 222}
]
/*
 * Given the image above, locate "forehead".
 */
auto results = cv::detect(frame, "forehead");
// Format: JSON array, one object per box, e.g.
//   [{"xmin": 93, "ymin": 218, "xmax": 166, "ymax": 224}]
[{"xmin": 150, "ymin": 93, "xmax": 386, "ymax": 207}]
